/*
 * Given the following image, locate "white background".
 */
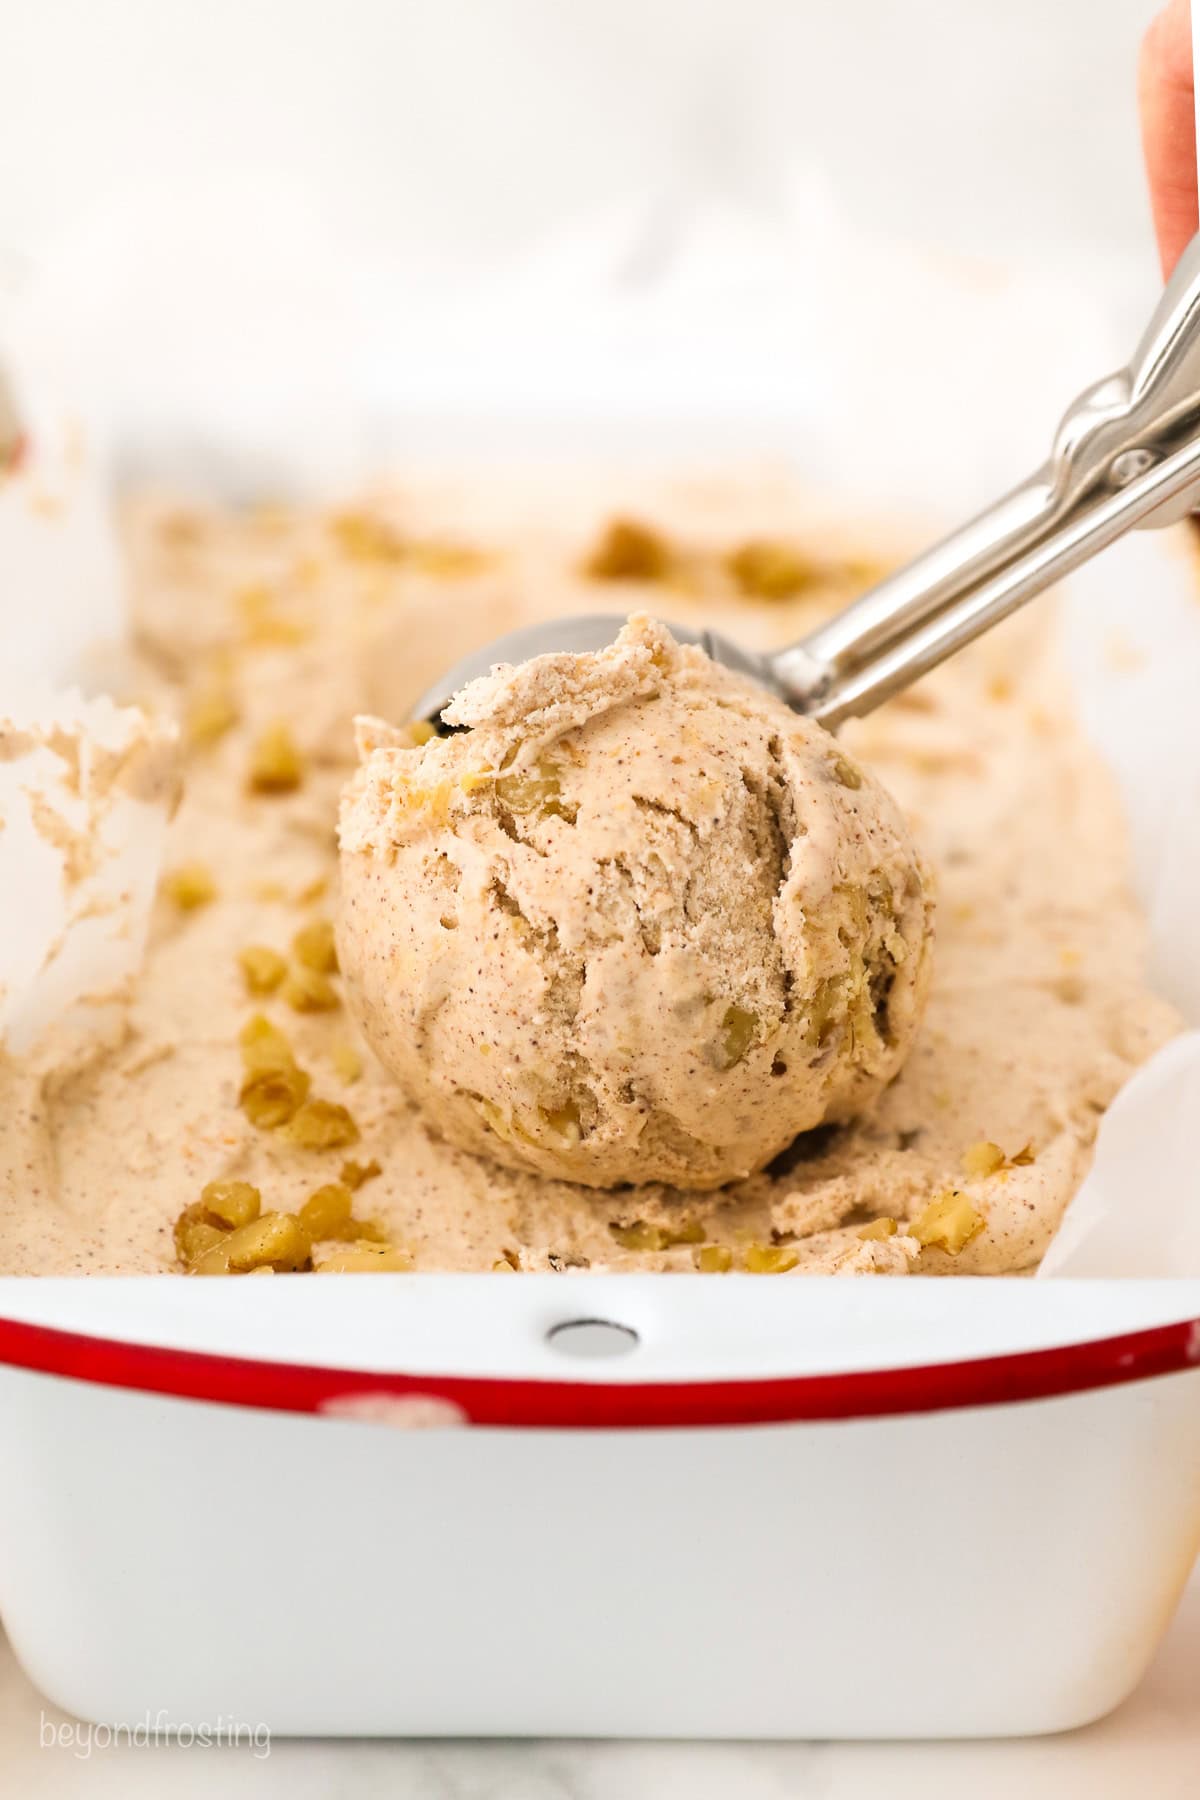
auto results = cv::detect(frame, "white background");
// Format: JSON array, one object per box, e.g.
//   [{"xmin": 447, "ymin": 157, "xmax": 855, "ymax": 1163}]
[{"xmin": 0, "ymin": 0, "xmax": 1161, "ymax": 308}]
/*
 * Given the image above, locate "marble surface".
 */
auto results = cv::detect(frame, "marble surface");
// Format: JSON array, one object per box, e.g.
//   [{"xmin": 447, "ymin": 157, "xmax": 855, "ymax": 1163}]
[{"xmin": 4, "ymin": 1568, "xmax": 1200, "ymax": 1797}]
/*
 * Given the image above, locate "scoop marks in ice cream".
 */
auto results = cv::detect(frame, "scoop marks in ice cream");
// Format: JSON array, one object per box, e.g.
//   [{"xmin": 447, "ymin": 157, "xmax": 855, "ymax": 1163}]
[{"xmin": 337, "ymin": 616, "xmax": 933, "ymax": 1188}]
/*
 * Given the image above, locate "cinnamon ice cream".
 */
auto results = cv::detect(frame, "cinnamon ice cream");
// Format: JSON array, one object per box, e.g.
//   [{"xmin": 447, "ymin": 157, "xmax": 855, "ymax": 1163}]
[
  {"xmin": 337, "ymin": 616, "xmax": 932, "ymax": 1188},
  {"xmin": 0, "ymin": 474, "xmax": 1180, "ymax": 1276}
]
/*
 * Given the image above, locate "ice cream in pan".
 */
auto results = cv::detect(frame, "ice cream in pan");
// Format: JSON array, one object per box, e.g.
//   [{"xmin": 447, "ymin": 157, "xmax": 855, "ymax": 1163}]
[
  {"xmin": 5, "ymin": 242, "xmax": 1200, "ymax": 1275},
  {"xmin": 0, "ymin": 480, "xmax": 1175, "ymax": 1278}
]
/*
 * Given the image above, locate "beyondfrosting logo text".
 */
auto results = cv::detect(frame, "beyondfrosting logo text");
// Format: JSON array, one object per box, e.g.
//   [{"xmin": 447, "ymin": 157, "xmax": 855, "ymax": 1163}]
[{"xmin": 40, "ymin": 1709, "xmax": 271, "ymax": 1759}]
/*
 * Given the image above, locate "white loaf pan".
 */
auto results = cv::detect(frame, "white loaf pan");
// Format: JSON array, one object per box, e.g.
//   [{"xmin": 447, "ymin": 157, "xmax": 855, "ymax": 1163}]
[
  {"xmin": 2, "ymin": 1278, "xmax": 1200, "ymax": 1737},
  {"xmin": 4, "ymin": 195, "xmax": 1200, "ymax": 1741}
]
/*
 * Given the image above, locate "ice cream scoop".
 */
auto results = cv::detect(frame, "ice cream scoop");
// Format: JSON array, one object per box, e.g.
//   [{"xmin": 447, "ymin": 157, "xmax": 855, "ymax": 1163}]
[
  {"xmin": 411, "ymin": 232, "xmax": 1200, "ymax": 732},
  {"xmin": 340, "ymin": 243, "xmax": 1200, "ymax": 1190},
  {"xmin": 338, "ymin": 617, "xmax": 931, "ymax": 1189}
]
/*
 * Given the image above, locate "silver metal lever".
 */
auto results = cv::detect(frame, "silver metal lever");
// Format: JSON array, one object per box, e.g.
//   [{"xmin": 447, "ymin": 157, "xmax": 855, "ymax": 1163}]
[
  {"xmin": 412, "ymin": 233, "xmax": 1200, "ymax": 732},
  {"xmin": 798, "ymin": 429, "xmax": 1200, "ymax": 727},
  {"xmin": 780, "ymin": 231, "xmax": 1200, "ymax": 723}
]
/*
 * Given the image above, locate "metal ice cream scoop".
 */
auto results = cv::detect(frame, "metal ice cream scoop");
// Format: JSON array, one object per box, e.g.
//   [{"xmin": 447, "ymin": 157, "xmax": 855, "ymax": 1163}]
[{"xmin": 413, "ymin": 233, "xmax": 1200, "ymax": 732}]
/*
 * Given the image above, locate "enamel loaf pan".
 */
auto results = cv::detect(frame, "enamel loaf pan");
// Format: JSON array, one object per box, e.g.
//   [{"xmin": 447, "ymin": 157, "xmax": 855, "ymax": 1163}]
[{"xmin": 1, "ymin": 1276, "xmax": 1199, "ymax": 1738}]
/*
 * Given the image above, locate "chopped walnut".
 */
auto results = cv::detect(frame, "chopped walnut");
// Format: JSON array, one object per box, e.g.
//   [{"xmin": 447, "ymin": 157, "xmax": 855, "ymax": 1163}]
[
  {"xmin": 237, "ymin": 1019, "xmax": 311, "ymax": 1128},
  {"xmin": 199, "ymin": 1179, "xmax": 263, "ymax": 1228},
  {"xmin": 610, "ymin": 1220, "xmax": 668, "ymax": 1252},
  {"xmin": 247, "ymin": 722, "xmax": 304, "ymax": 794},
  {"xmin": 162, "ymin": 863, "xmax": 217, "ymax": 910},
  {"xmin": 240, "ymin": 1012, "xmax": 298, "ymax": 1072},
  {"xmin": 175, "ymin": 1196, "xmax": 235, "ymax": 1264},
  {"xmin": 539, "ymin": 1099, "xmax": 582, "ymax": 1144},
  {"xmin": 358, "ymin": 1220, "xmax": 389, "ymax": 1244},
  {"xmin": 828, "ymin": 752, "xmax": 864, "ymax": 790},
  {"xmin": 726, "ymin": 539, "xmax": 818, "ymax": 601},
  {"xmin": 609, "ymin": 1218, "xmax": 704, "ymax": 1253},
  {"xmin": 407, "ymin": 540, "xmax": 490, "ymax": 578},
  {"xmin": 292, "ymin": 918, "xmax": 338, "ymax": 973},
  {"xmin": 192, "ymin": 1210, "xmax": 311, "ymax": 1275},
  {"xmin": 329, "ymin": 510, "xmax": 405, "ymax": 564},
  {"xmin": 584, "ymin": 517, "xmax": 672, "ymax": 582},
  {"xmin": 175, "ymin": 1175, "xmax": 387, "ymax": 1275},
  {"xmin": 911, "ymin": 1190, "xmax": 984, "ymax": 1255},
  {"xmin": 961, "ymin": 1140, "xmax": 1006, "ymax": 1177},
  {"xmin": 236, "ymin": 582, "xmax": 309, "ymax": 647},
  {"xmin": 331, "ymin": 1038, "xmax": 363, "ymax": 1084},
  {"xmin": 743, "ymin": 1242, "xmax": 800, "ymax": 1273},
  {"xmin": 716, "ymin": 1004, "xmax": 757, "ymax": 1070},
  {"xmin": 175, "ymin": 1213, "xmax": 226, "ymax": 1265},
  {"xmin": 315, "ymin": 1243, "xmax": 415, "ymax": 1272},
  {"xmin": 340, "ymin": 1157, "xmax": 382, "ymax": 1190},
  {"xmin": 238, "ymin": 945, "xmax": 288, "ymax": 995},
  {"xmin": 185, "ymin": 687, "xmax": 239, "ymax": 748},
  {"xmin": 295, "ymin": 1182, "xmax": 363, "ymax": 1242},
  {"xmin": 282, "ymin": 1097, "xmax": 360, "ymax": 1150},
  {"xmin": 240, "ymin": 1064, "xmax": 311, "ymax": 1129},
  {"xmin": 694, "ymin": 1244, "xmax": 733, "ymax": 1273},
  {"xmin": 494, "ymin": 760, "xmax": 575, "ymax": 821},
  {"xmin": 962, "ymin": 1139, "xmax": 1035, "ymax": 1176},
  {"xmin": 282, "ymin": 966, "xmax": 340, "ymax": 1012}
]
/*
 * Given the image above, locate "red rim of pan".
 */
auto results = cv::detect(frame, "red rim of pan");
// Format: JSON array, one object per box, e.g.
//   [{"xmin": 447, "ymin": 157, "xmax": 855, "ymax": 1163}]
[{"xmin": 0, "ymin": 1310, "xmax": 1197, "ymax": 1428}]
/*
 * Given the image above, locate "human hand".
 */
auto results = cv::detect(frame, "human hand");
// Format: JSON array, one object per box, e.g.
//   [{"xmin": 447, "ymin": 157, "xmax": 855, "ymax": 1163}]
[{"xmin": 1140, "ymin": 0, "xmax": 1198, "ymax": 276}]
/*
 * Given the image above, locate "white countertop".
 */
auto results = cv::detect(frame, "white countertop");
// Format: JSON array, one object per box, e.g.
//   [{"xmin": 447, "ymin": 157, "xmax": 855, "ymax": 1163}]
[{"xmin": 5, "ymin": 1567, "xmax": 1200, "ymax": 1797}]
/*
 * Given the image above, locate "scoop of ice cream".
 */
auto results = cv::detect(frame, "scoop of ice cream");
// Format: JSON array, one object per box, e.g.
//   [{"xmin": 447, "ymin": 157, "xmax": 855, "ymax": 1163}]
[{"xmin": 337, "ymin": 616, "xmax": 933, "ymax": 1189}]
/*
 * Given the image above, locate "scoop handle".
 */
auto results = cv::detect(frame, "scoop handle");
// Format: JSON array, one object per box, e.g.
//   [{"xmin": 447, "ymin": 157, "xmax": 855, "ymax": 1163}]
[{"xmin": 775, "ymin": 231, "xmax": 1200, "ymax": 727}]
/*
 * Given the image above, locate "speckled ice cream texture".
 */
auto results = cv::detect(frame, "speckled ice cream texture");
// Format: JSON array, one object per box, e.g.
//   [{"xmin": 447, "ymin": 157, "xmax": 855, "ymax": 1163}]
[
  {"xmin": 337, "ymin": 615, "xmax": 932, "ymax": 1188},
  {"xmin": 0, "ymin": 473, "xmax": 1181, "ymax": 1276}
]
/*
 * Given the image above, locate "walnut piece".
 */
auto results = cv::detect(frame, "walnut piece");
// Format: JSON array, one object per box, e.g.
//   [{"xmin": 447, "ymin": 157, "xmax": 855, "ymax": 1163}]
[
  {"xmin": 340, "ymin": 1157, "xmax": 382, "ymax": 1190},
  {"xmin": 292, "ymin": 919, "xmax": 338, "ymax": 973},
  {"xmin": 585, "ymin": 517, "xmax": 672, "ymax": 582},
  {"xmin": 961, "ymin": 1140, "xmax": 1006, "ymax": 1177},
  {"xmin": 716, "ymin": 1004, "xmax": 758, "ymax": 1070},
  {"xmin": 911, "ymin": 1190, "xmax": 984, "ymax": 1255},
  {"xmin": 240, "ymin": 1064, "xmax": 311, "ymax": 1129},
  {"xmin": 743, "ymin": 1243, "xmax": 800, "ymax": 1274},
  {"xmin": 282, "ymin": 1098, "xmax": 360, "ymax": 1150},
  {"xmin": 162, "ymin": 863, "xmax": 217, "ymax": 910},
  {"xmin": 726, "ymin": 539, "xmax": 818, "ymax": 601},
  {"xmin": 694, "ymin": 1244, "xmax": 733, "ymax": 1273},
  {"xmin": 185, "ymin": 687, "xmax": 239, "ymax": 748},
  {"xmin": 247, "ymin": 722, "xmax": 304, "ymax": 794},
  {"xmin": 238, "ymin": 945, "xmax": 288, "ymax": 995},
  {"xmin": 282, "ymin": 965, "xmax": 340, "ymax": 1012}
]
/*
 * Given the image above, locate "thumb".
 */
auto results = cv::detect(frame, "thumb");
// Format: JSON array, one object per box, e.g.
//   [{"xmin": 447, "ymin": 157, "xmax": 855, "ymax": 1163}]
[{"xmin": 1139, "ymin": 0, "xmax": 1198, "ymax": 278}]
